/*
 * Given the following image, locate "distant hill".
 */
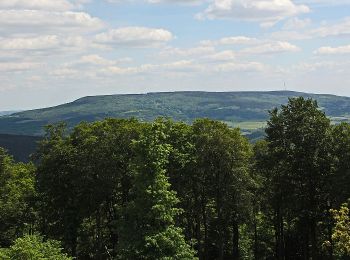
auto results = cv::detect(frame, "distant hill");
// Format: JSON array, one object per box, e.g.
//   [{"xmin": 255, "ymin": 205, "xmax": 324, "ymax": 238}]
[
  {"xmin": 0, "ymin": 110, "xmax": 20, "ymax": 116},
  {"xmin": 0, "ymin": 134, "xmax": 41, "ymax": 162},
  {"xmin": 1, "ymin": 91, "xmax": 350, "ymax": 136}
]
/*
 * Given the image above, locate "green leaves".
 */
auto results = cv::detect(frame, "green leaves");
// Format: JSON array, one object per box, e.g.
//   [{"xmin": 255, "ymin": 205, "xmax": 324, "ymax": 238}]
[
  {"xmin": 330, "ymin": 203, "xmax": 350, "ymax": 257},
  {"xmin": 0, "ymin": 148, "xmax": 36, "ymax": 247},
  {"xmin": 119, "ymin": 119, "xmax": 196, "ymax": 259},
  {"xmin": 0, "ymin": 234, "xmax": 72, "ymax": 260}
]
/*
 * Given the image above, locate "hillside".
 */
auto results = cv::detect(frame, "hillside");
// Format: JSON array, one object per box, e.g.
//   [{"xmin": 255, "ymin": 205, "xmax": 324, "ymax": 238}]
[
  {"xmin": 1, "ymin": 91, "xmax": 350, "ymax": 136},
  {"xmin": 0, "ymin": 134, "xmax": 41, "ymax": 162}
]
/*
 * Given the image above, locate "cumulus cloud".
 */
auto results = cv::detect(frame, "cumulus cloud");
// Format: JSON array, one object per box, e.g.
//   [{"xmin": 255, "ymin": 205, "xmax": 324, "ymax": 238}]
[
  {"xmin": 147, "ymin": 0, "xmax": 205, "ymax": 4},
  {"xmin": 241, "ymin": 41, "xmax": 301, "ymax": 54},
  {"xmin": 159, "ymin": 45, "xmax": 215, "ymax": 58},
  {"xmin": 107, "ymin": 0, "xmax": 206, "ymax": 4},
  {"xmin": 314, "ymin": 45, "xmax": 350, "ymax": 55},
  {"xmin": 95, "ymin": 27, "xmax": 173, "ymax": 48},
  {"xmin": 197, "ymin": 0, "xmax": 310, "ymax": 27},
  {"xmin": 312, "ymin": 18, "xmax": 350, "ymax": 38},
  {"xmin": 201, "ymin": 36, "xmax": 259, "ymax": 46},
  {"xmin": 295, "ymin": 0, "xmax": 350, "ymax": 6},
  {"xmin": 204, "ymin": 50, "xmax": 236, "ymax": 62},
  {"xmin": 0, "ymin": 0, "xmax": 74, "ymax": 11},
  {"xmin": 215, "ymin": 61, "xmax": 266, "ymax": 72},
  {"xmin": 283, "ymin": 17, "xmax": 311, "ymax": 30},
  {"xmin": 0, "ymin": 35, "xmax": 60, "ymax": 50},
  {"xmin": 272, "ymin": 17, "xmax": 350, "ymax": 41},
  {"xmin": 0, "ymin": 61, "xmax": 42, "ymax": 72},
  {"xmin": 0, "ymin": 10, "xmax": 105, "ymax": 35}
]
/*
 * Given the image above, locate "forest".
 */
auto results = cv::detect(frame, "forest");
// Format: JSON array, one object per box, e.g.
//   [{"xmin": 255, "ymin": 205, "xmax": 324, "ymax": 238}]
[{"xmin": 1, "ymin": 97, "xmax": 350, "ymax": 259}]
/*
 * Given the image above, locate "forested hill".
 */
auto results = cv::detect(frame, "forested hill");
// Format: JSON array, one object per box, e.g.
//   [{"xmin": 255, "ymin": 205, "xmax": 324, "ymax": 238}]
[
  {"xmin": 0, "ymin": 134, "xmax": 41, "ymax": 162},
  {"xmin": 1, "ymin": 90, "xmax": 350, "ymax": 136}
]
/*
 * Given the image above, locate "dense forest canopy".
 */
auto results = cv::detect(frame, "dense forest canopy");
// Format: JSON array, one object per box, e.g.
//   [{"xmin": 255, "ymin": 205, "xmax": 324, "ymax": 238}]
[{"xmin": 1, "ymin": 97, "xmax": 350, "ymax": 259}]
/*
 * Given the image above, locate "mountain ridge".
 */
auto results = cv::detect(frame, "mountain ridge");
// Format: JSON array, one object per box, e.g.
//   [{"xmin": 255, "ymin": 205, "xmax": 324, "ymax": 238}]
[{"xmin": 1, "ymin": 90, "xmax": 350, "ymax": 136}]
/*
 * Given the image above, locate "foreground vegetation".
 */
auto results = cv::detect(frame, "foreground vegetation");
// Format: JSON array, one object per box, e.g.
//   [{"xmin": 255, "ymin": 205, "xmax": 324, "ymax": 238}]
[{"xmin": 1, "ymin": 97, "xmax": 350, "ymax": 259}]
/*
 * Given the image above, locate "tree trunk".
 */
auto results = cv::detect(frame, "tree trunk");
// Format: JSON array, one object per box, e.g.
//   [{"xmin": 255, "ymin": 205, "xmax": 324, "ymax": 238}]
[
  {"xmin": 254, "ymin": 214, "xmax": 258, "ymax": 260},
  {"xmin": 232, "ymin": 219, "xmax": 239, "ymax": 260},
  {"xmin": 275, "ymin": 207, "xmax": 285, "ymax": 260}
]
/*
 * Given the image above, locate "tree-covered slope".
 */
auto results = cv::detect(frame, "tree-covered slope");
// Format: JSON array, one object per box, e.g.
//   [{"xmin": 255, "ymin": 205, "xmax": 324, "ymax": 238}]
[
  {"xmin": 1, "ymin": 91, "xmax": 350, "ymax": 136},
  {"xmin": 0, "ymin": 134, "xmax": 41, "ymax": 162}
]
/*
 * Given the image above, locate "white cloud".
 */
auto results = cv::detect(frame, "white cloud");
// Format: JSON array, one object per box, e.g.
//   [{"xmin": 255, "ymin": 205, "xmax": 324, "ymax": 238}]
[
  {"xmin": 272, "ymin": 17, "xmax": 350, "ymax": 41},
  {"xmin": 312, "ymin": 18, "xmax": 350, "ymax": 38},
  {"xmin": 241, "ymin": 41, "xmax": 301, "ymax": 54},
  {"xmin": 295, "ymin": 0, "xmax": 350, "ymax": 6},
  {"xmin": 204, "ymin": 50, "xmax": 236, "ymax": 62},
  {"xmin": 107, "ymin": 0, "xmax": 206, "ymax": 4},
  {"xmin": 101, "ymin": 60, "xmax": 201, "ymax": 75},
  {"xmin": 283, "ymin": 17, "xmax": 311, "ymax": 30},
  {"xmin": 147, "ymin": 0, "xmax": 205, "ymax": 4},
  {"xmin": 95, "ymin": 27, "xmax": 173, "ymax": 48},
  {"xmin": 215, "ymin": 61, "xmax": 266, "ymax": 72},
  {"xmin": 201, "ymin": 36, "xmax": 259, "ymax": 46},
  {"xmin": 314, "ymin": 45, "xmax": 350, "ymax": 55},
  {"xmin": 79, "ymin": 55, "xmax": 117, "ymax": 66},
  {"xmin": 159, "ymin": 45, "xmax": 215, "ymax": 57},
  {"xmin": 0, "ymin": 10, "xmax": 105, "ymax": 35},
  {"xmin": 0, "ymin": 62, "xmax": 42, "ymax": 72},
  {"xmin": 50, "ymin": 68, "xmax": 79, "ymax": 77},
  {"xmin": 0, "ymin": 0, "xmax": 74, "ymax": 11},
  {"xmin": 197, "ymin": 0, "xmax": 310, "ymax": 26},
  {"xmin": 0, "ymin": 35, "xmax": 60, "ymax": 50}
]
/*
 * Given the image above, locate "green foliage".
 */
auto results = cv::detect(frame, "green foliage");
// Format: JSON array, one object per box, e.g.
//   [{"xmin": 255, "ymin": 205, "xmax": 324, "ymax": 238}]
[
  {"xmin": 119, "ymin": 119, "xmax": 196, "ymax": 259},
  {"xmin": 2, "ymin": 91, "xmax": 350, "ymax": 136},
  {"xmin": 0, "ymin": 234, "xmax": 72, "ymax": 260},
  {"xmin": 4, "ymin": 95, "xmax": 350, "ymax": 259},
  {"xmin": 330, "ymin": 203, "xmax": 350, "ymax": 257},
  {"xmin": 35, "ymin": 119, "xmax": 145, "ymax": 258},
  {"xmin": 0, "ymin": 148, "xmax": 36, "ymax": 247},
  {"xmin": 264, "ymin": 97, "xmax": 334, "ymax": 258}
]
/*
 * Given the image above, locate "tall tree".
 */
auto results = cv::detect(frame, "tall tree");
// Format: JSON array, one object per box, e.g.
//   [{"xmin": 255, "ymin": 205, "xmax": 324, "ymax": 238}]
[
  {"xmin": 331, "ymin": 123, "xmax": 350, "ymax": 206},
  {"xmin": 35, "ymin": 119, "xmax": 145, "ymax": 258},
  {"xmin": 118, "ymin": 119, "xmax": 196, "ymax": 259},
  {"xmin": 265, "ymin": 97, "xmax": 333, "ymax": 259},
  {"xmin": 190, "ymin": 119, "xmax": 253, "ymax": 260}
]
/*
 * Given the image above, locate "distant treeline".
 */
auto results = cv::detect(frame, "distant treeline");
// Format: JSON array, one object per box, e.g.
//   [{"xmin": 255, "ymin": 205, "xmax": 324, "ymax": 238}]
[{"xmin": 1, "ymin": 97, "xmax": 350, "ymax": 259}]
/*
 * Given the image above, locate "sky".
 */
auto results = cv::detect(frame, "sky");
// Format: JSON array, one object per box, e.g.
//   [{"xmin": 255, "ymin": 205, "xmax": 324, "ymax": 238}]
[{"xmin": 1, "ymin": 0, "xmax": 350, "ymax": 110}]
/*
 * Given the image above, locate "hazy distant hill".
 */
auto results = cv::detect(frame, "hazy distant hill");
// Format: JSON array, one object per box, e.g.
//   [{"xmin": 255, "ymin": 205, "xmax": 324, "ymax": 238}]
[
  {"xmin": 1, "ymin": 91, "xmax": 350, "ymax": 136},
  {"xmin": 0, "ymin": 110, "xmax": 20, "ymax": 116}
]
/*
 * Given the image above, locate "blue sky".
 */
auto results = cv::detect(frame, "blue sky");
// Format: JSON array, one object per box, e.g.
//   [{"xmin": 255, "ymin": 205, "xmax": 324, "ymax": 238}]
[{"xmin": 1, "ymin": 0, "xmax": 350, "ymax": 110}]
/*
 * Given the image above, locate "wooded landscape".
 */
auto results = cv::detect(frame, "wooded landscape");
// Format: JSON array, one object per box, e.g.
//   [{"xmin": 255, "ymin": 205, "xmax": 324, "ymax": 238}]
[{"xmin": 1, "ymin": 97, "xmax": 350, "ymax": 259}]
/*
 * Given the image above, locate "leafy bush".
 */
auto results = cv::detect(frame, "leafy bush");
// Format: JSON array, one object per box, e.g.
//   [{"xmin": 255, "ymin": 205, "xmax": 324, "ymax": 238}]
[{"xmin": 0, "ymin": 234, "xmax": 72, "ymax": 260}]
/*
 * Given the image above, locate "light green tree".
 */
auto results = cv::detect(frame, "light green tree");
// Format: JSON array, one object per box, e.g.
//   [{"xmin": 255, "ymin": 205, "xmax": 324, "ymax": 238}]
[
  {"xmin": 119, "ymin": 119, "xmax": 197, "ymax": 259},
  {"xmin": 330, "ymin": 203, "xmax": 350, "ymax": 257},
  {"xmin": 0, "ymin": 234, "xmax": 72, "ymax": 260},
  {"xmin": 0, "ymin": 148, "xmax": 36, "ymax": 247}
]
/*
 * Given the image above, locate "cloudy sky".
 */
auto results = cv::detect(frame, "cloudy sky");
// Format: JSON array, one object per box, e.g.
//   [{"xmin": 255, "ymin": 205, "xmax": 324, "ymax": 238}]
[{"xmin": 1, "ymin": 0, "xmax": 350, "ymax": 110}]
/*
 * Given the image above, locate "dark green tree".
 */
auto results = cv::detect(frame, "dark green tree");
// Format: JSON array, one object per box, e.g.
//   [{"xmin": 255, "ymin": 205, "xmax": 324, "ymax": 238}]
[
  {"xmin": 331, "ymin": 123, "xmax": 350, "ymax": 206},
  {"xmin": 265, "ymin": 97, "xmax": 333, "ymax": 259},
  {"xmin": 35, "ymin": 119, "xmax": 145, "ymax": 258},
  {"xmin": 189, "ymin": 119, "xmax": 254, "ymax": 260}
]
